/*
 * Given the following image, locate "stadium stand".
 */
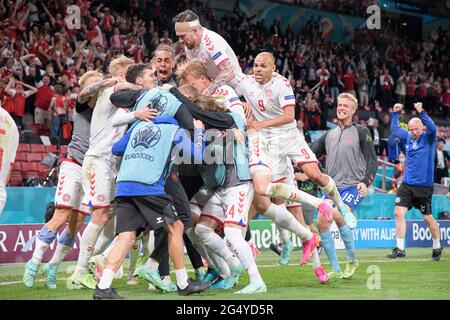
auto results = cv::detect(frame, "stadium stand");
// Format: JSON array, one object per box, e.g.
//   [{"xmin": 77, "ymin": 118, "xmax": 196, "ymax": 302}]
[{"xmin": 1, "ymin": 0, "xmax": 449, "ymax": 191}]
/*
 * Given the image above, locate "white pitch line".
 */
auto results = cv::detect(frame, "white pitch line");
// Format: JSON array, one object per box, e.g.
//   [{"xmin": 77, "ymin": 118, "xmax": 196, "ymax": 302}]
[{"xmin": 1, "ymin": 257, "xmax": 447, "ymax": 286}]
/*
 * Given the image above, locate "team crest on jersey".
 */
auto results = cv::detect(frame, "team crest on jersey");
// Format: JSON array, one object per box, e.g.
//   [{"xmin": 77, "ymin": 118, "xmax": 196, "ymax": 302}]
[
  {"xmin": 132, "ymin": 126, "xmax": 161, "ymax": 151},
  {"xmin": 265, "ymin": 89, "xmax": 272, "ymax": 97},
  {"xmin": 62, "ymin": 193, "xmax": 71, "ymax": 202},
  {"xmin": 147, "ymin": 93, "xmax": 168, "ymax": 113},
  {"xmin": 97, "ymin": 194, "xmax": 106, "ymax": 202}
]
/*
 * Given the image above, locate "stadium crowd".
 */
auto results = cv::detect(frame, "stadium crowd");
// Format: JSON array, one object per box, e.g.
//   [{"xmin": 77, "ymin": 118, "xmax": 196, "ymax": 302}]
[{"xmin": 0, "ymin": 0, "xmax": 449, "ymax": 154}]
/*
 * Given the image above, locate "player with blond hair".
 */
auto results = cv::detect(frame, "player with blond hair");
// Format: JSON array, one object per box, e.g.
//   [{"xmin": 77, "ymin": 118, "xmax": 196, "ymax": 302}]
[
  {"xmin": 311, "ymin": 92, "xmax": 377, "ymax": 279},
  {"xmin": 67, "ymin": 56, "xmax": 135, "ymax": 289},
  {"xmin": 22, "ymin": 70, "xmax": 119, "ymax": 289}
]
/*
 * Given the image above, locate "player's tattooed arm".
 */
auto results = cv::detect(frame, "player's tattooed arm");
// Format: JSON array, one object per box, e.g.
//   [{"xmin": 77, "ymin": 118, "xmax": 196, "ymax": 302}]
[
  {"xmin": 202, "ymin": 59, "xmax": 234, "ymax": 95},
  {"xmin": 77, "ymin": 77, "xmax": 120, "ymax": 104}
]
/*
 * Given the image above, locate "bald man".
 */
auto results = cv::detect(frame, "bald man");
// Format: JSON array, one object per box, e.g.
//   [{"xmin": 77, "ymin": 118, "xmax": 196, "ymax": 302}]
[
  {"xmin": 235, "ymin": 52, "xmax": 354, "ymax": 226},
  {"xmin": 388, "ymin": 102, "xmax": 442, "ymax": 261}
]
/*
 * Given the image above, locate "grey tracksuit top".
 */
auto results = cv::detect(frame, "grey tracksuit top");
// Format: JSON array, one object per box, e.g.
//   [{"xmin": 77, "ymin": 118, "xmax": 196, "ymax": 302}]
[{"xmin": 311, "ymin": 123, "xmax": 378, "ymax": 188}]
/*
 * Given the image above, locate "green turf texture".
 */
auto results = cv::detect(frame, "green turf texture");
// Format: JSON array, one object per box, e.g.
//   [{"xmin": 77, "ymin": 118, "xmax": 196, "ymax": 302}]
[{"xmin": 0, "ymin": 248, "xmax": 448, "ymax": 300}]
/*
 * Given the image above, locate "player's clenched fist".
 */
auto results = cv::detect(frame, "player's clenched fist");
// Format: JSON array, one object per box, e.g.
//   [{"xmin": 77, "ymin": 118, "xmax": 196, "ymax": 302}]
[
  {"xmin": 393, "ymin": 103, "xmax": 403, "ymax": 112},
  {"xmin": 414, "ymin": 102, "xmax": 423, "ymax": 113}
]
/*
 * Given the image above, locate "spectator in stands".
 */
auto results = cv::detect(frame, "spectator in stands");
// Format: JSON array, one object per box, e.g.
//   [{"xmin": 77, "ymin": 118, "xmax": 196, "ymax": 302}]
[
  {"xmin": 440, "ymin": 78, "xmax": 450, "ymax": 118},
  {"xmin": 435, "ymin": 137, "xmax": 450, "ymax": 184},
  {"xmin": 376, "ymin": 106, "xmax": 391, "ymax": 159},
  {"xmin": 48, "ymin": 84, "xmax": 67, "ymax": 144},
  {"xmin": 431, "ymin": 77, "xmax": 442, "ymax": 116},
  {"xmin": 319, "ymin": 92, "xmax": 332, "ymax": 130},
  {"xmin": 34, "ymin": 74, "xmax": 54, "ymax": 132},
  {"xmin": 395, "ymin": 70, "xmax": 407, "ymax": 106},
  {"xmin": 357, "ymin": 70, "xmax": 369, "ymax": 109},
  {"xmin": 304, "ymin": 94, "xmax": 321, "ymax": 130},
  {"xmin": 370, "ymin": 66, "xmax": 381, "ymax": 105},
  {"xmin": 316, "ymin": 62, "xmax": 330, "ymax": 93},
  {"xmin": 368, "ymin": 118, "xmax": 380, "ymax": 156},
  {"xmin": 417, "ymin": 79, "xmax": 429, "ymax": 111},
  {"xmin": 297, "ymin": 118, "xmax": 311, "ymax": 144},
  {"xmin": 328, "ymin": 65, "xmax": 341, "ymax": 105},
  {"xmin": 405, "ymin": 73, "xmax": 417, "ymax": 111},
  {"xmin": 3, "ymin": 77, "xmax": 37, "ymax": 131},
  {"xmin": 380, "ymin": 68, "xmax": 394, "ymax": 109},
  {"xmin": 343, "ymin": 67, "xmax": 357, "ymax": 98}
]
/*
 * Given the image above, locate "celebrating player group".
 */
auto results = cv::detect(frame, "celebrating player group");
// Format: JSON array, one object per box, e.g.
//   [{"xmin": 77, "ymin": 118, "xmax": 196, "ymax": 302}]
[{"xmin": 16, "ymin": 10, "xmax": 380, "ymax": 299}]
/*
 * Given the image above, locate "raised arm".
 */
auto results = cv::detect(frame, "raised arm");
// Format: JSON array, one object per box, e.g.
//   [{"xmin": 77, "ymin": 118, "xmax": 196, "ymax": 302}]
[
  {"xmin": 109, "ymin": 87, "xmax": 146, "ymax": 108},
  {"xmin": 111, "ymin": 107, "xmax": 158, "ymax": 127},
  {"xmin": 202, "ymin": 59, "xmax": 235, "ymax": 96},
  {"xmin": 390, "ymin": 104, "xmax": 409, "ymax": 142},
  {"xmin": 415, "ymin": 102, "xmax": 436, "ymax": 140},
  {"xmin": 78, "ymin": 77, "xmax": 120, "ymax": 104}
]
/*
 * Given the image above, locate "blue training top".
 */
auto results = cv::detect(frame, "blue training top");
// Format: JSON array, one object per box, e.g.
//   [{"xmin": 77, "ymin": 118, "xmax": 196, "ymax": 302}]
[
  {"xmin": 391, "ymin": 111, "xmax": 436, "ymax": 187},
  {"xmin": 112, "ymin": 115, "xmax": 204, "ymax": 197}
]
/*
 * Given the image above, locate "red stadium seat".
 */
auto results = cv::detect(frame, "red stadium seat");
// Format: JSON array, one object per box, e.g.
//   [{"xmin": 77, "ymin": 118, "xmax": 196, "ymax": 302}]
[
  {"xmin": 21, "ymin": 162, "xmax": 38, "ymax": 172},
  {"xmin": 17, "ymin": 144, "xmax": 31, "ymax": 153},
  {"xmin": 37, "ymin": 164, "xmax": 49, "ymax": 179},
  {"xmin": 11, "ymin": 162, "xmax": 22, "ymax": 171},
  {"xmin": 27, "ymin": 153, "xmax": 44, "ymax": 162},
  {"xmin": 21, "ymin": 162, "xmax": 39, "ymax": 179},
  {"xmin": 30, "ymin": 144, "xmax": 47, "ymax": 153},
  {"xmin": 15, "ymin": 152, "xmax": 27, "ymax": 162},
  {"xmin": 45, "ymin": 145, "xmax": 58, "ymax": 154},
  {"xmin": 8, "ymin": 170, "xmax": 23, "ymax": 186}
]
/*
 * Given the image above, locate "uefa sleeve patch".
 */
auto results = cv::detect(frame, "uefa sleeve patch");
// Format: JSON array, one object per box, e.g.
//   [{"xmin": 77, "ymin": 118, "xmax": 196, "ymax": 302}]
[
  {"xmin": 284, "ymin": 95, "xmax": 295, "ymax": 100},
  {"xmin": 229, "ymin": 97, "xmax": 240, "ymax": 103},
  {"xmin": 212, "ymin": 52, "xmax": 222, "ymax": 60}
]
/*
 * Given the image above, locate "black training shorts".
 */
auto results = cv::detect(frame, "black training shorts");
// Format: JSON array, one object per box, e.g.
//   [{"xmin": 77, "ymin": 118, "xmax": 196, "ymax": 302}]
[
  {"xmin": 115, "ymin": 195, "xmax": 179, "ymax": 235},
  {"xmin": 395, "ymin": 184, "xmax": 433, "ymax": 215}
]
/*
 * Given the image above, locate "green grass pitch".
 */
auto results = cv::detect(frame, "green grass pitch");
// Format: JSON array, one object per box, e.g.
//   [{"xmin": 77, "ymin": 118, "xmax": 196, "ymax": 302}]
[{"xmin": 0, "ymin": 248, "xmax": 449, "ymax": 300}]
